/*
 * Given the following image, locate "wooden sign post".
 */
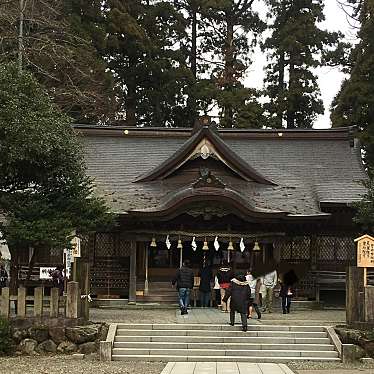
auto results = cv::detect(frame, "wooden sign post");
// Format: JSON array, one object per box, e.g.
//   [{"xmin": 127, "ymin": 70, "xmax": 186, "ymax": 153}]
[{"xmin": 354, "ymin": 234, "xmax": 374, "ymax": 286}]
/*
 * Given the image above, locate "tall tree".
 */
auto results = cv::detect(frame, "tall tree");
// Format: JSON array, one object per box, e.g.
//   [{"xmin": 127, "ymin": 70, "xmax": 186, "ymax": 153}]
[
  {"xmin": 101, "ymin": 0, "xmax": 191, "ymax": 127},
  {"xmin": 331, "ymin": 0, "xmax": 374, "ymax": 169},
  {"xmin": 200, "ymin": 0, "xmax": 265, "ymax": 128},
  {"xmin": 0, "ymin": 0, "xmax": 117, "ymax": 123},
  {"xmin": 0, "ymin": 63, "xmax": 112, "ymax": 289},
  {"xmin": 262, "ymin": 0, "xmax": 343, "ymax": 128}
]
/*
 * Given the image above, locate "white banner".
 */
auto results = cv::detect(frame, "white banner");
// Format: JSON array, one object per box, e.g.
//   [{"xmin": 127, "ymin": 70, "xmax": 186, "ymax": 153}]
[
  {"xmin": 71, "ymin": 237, "xmax": 81, "ymax": 258},
  {"xmin": 40, "ymin": 267, "xmax": 56, "ymax": 280},
  {"xmin": 64, "ymin": 248, "xmax": 73, "ymax": 279}
]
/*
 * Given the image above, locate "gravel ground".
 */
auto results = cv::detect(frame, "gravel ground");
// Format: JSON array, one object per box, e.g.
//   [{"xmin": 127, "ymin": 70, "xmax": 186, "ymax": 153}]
[
  {"xmin": 1, "ymin": 356, "xmax": 374, "ymax": 374},
  {"xmin": 89, "ymin": 308, "xmax": 177, "ymax": 324},
  {"xmin": 0, "ymin": 356, "xmax": 165, "ymax": 374},
  {"xmin": 290, "ymin": 361, "xmax": 374, "ymax": 372}
]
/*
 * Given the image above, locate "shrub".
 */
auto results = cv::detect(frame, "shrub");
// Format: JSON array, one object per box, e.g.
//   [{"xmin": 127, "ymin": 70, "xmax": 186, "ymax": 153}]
[{"xmin": 0, "ymin": 317, "xmax": 12, "ymax": 355}]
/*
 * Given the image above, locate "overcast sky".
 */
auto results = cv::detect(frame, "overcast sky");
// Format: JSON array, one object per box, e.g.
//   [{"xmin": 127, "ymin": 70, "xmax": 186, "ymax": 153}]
[{"xmin": 248, "ymin": 0, "xmax": 356, "ymax": 129}]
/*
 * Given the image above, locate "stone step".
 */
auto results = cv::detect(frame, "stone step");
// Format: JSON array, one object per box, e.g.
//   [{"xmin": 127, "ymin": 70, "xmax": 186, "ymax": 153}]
[
  {"xmin": 116, "ymin": 323, "xmax": 326, "ymax": 332},
  {"xmin": 136, "ymin": 295, "xmax": 178, "ymax": 301},
  {"xmin": 111, "ymin": 354, "xmax": 340, "ymax": 362},
  {"xmin": 112, "ymin": 347, "xmax": 338, "ymax": 358},
  {"xmin": 113, "ymin": 341, "xmax": 335, "ymax": 351},
  {"xmin": 116, "ymin": 329, "xmax": 327, "ymax": 338},
  {"xmin": 114, "ymin": 335, "xmax": 331, "ymax": 344}
]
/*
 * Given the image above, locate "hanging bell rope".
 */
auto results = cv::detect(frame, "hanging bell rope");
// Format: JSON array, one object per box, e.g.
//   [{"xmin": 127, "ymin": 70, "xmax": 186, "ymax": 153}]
[{"xmin": 124, "ymin": 230, "xmax": 285, "ymax": 241}]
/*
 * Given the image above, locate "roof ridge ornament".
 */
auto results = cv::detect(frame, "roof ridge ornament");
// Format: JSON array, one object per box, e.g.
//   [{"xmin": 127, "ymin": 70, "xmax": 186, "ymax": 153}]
[
  {"xmin": 192, "ymin": 168, "xmax": 226, "ymax": 189},
  {"xmin": 192, "ymin": 115, "xmax": 219, "ymax": 135}
]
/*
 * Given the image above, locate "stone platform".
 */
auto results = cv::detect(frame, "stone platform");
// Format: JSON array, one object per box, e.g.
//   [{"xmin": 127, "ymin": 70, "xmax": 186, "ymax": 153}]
[{"xmin": 161, "ymin": 362, "xmax": 295, "ymax": 374}]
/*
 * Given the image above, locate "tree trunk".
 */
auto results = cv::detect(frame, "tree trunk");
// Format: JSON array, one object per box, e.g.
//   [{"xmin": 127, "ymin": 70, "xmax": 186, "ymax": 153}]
[
  {"xmin": 126, "ymin": 57, "xmax": 137, "ymax": 126},
  {"xmin": 187, "ymin": 3, "xmax": 198, "ymax": 126},
  {"xmin": 223, "ymin": 12, "xmax": 234, "ymax": 127},
  {"xmin": 276, "ymin": 51, "xmax": 285, "ymax": 128},
  {"xmin": 126, "ymin": 79, "xmax": 136, "ymax": 126},
  {"xmin": 9, "ymin": 247, "xmax": 20, "ymax": 295},
  {"xmin": 286, "ymin": 52, "xmax": 296, "ymax": 129}
]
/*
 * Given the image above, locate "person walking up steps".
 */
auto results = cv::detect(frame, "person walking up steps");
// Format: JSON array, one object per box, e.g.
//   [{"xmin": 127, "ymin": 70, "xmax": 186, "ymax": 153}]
[
  {"xmin": 199, "ymin": 264, "xmax": 213, "ymax": 307},
  {"xmin": 223, "ymin": 273, "xmax": 252, "ymax": 332},
  {"xmin": 217, "ymin": 264, "xmax": 234, "ymax": 312},
  {"xmin": 172, "ymin": 260, "xmax": 194, "ymax": 315},
  {"xmin": 262, "ymin": 269, "xmax": 277, "ymax": 313}
]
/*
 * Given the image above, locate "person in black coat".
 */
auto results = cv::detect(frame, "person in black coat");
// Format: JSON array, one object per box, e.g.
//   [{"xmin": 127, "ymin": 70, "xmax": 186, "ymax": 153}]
[
  {"xmin": 172, "ymin": 260, "xmax": 194, "ymax": 315},
  {"xmin": 223, "ymin": 274, "xmax": 252, "ymax": 332},
  {"xmin": 199, "ymin": 265, "xmax": 213, "ymax": 307},
  {"xmin": 279, "ymin": 270, "xmax": 298, "ymax": 314}
]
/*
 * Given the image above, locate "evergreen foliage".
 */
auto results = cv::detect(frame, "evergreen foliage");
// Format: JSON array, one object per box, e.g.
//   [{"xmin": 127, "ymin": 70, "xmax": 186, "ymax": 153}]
[
  {"xmin": 354, "ymin": 178, "xmax": 374, "ymax": 233},
  {"xmin": 0, "ymin": 317, "xmax": 12, "ymax": 355},
  {"xmin": 101, "ymin": 0, "xmax": 192, "ymax": 127},
  {"xmin": 331, "ymin": 0, "xmax": 374, "ymax": 169},
  {"xmin": 0, "ymin": 63, "xmax": 112, "ymax": 260},
  {"xmin": 262, "ymin": 0, "xmax": 344, "ymax": 128},
  {"xmin": 200, "ymin": 0, "xmax": 265, "ymax": 128}
]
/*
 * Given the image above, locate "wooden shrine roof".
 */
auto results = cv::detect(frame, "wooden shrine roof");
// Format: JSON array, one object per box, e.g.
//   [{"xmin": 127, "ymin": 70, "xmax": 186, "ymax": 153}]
[{"xmin": 75, "ymin": 124, "xmax": 367, "ymax": 220}]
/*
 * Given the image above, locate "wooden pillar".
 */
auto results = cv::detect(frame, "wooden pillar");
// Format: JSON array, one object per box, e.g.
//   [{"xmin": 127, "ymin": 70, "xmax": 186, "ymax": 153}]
[
  {"xmin": 364, "ymin": 286, "xmax": 374, "ymax": 322},
  {"xmin": 66, "ymin": 281, "xmax": 80, "ymax": 318},
  {"xmin": 346, "ymin": 266, "xmax": 365, "ymax": 325},
  {"xmin": 1, "ymin": 287, "xmax": 10, "ymax": 317},
  {"xmin": 50, "ymin": 288, "xmax": 60, "ymax": 318},
  {"xmin": 128, "ymin": 241, "xmax": 137, "ymax": 304},
  {"xmin": 17, "ymin": 287, "xmax": 26, "ymax": 318},
  {"xmin": 144, "ymin": 245, "xmax": 149, "ymax": 296},
  {"xmin": 34, "ymin": 287, "xmax": 43, "ymax": 317},
  {"xmin": 79, "ymin": 262, "xmax": 90, "ymax": 320}
]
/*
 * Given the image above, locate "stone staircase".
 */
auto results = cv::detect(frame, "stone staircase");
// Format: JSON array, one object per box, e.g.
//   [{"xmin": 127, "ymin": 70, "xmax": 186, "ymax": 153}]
[
  {"xmin": 136, "ymin": 282, "xmax": 178, "ymax": 304},
  {"xmin": 111, "ymin": 323, "xmax": 340, "ymax": 362}
]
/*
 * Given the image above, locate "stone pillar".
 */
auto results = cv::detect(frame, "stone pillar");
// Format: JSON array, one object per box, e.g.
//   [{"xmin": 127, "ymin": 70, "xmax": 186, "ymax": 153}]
[
  {"xmin": 128, "ymin": 241, "xmax": 137, "ymax": 304},
  {"xmin": 346, "ymin": 266, "xmax": 365, "ymax": 325}
]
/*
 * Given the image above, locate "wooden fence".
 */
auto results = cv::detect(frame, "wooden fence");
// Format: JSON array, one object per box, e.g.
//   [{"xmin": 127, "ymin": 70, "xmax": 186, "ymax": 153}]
[{"xmin": 0, "ymin": 281, "xmax": 83, "ymax": 319}]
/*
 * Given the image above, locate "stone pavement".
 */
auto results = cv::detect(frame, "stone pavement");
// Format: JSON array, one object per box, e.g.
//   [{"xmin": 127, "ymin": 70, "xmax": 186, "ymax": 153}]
[
  {"xmin": 176, "ymin": 308, "xmax": 345, "ymax": 326},
  {"xmin": 297, "ymin": 371, "xmax": 374, "ymax": 374},
  {"xmin": 161, "ymin": 362, "xmax": 295, "ymax": 374}
]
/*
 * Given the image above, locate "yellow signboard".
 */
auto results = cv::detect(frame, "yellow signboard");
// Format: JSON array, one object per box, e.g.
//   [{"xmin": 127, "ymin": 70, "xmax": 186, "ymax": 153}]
[{"xmin": 355, "ymin": 235, "xmax": 374, "ymax": 268}]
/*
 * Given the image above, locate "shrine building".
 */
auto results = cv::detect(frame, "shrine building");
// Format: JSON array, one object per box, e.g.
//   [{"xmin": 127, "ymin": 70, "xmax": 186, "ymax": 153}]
[{"xmin": 66, "ymin": 119, "xmax": 366, "ymax": 304}]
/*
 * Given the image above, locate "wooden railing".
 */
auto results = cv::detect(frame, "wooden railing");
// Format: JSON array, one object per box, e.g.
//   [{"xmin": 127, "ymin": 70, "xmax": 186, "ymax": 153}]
[{"xmin": 0, "ymin": 281, "xmax": 82, "ymax": 319}]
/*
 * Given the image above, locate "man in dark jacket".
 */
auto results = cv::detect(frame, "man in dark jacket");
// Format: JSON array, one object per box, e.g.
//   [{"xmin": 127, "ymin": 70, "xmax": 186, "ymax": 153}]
[
  {"xmin": 172, "ymin": 260, "xmax": 194, "ymax": 315},
  {"xmin": 223, "ymin": 274, "xmax": 251, "ymax": 332},
  {"xmin": 199, "ymin": 265, "xmax": 213, "ymax": 307}
]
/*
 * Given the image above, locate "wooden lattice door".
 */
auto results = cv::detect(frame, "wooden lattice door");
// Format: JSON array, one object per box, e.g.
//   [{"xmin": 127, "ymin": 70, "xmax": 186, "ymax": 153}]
[{"xmin": 90, "ymin": 233, "xmax": 130, "ymax": 297}]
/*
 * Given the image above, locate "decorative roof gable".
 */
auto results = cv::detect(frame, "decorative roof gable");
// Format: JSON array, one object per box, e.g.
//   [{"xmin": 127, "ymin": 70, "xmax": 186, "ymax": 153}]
[{"xmin": 134, "ymin": 124, "xmax": 275, "ymax": 185}]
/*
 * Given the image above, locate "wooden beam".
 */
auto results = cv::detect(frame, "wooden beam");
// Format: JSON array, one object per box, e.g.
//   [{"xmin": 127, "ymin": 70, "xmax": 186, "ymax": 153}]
[{"xmin": 128, "ymin": 241, "xmax": 137, "ymax": 304}]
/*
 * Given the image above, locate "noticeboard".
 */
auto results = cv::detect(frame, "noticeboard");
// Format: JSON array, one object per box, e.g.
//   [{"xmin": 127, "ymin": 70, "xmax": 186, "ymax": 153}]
[{"xmin": 355, "ymin": 235, "xmax": 374, "ymax": 268}]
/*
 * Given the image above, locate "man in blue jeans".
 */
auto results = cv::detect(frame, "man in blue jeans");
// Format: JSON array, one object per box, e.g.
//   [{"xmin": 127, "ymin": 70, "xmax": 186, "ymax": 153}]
[{"xmin": 172, "ymin": 260, "xmax": 194, "ymax": 315}]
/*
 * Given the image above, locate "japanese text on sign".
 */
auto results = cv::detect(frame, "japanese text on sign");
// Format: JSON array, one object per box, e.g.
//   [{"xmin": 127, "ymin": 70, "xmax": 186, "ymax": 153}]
[{"xmin": 356, "ymin": 235, "xmax": 374, "ymax": 268}]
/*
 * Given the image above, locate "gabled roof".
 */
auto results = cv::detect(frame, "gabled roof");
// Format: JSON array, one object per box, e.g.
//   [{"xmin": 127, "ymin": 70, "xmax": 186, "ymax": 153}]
[
  {"xmin": 354, "ymin": 234, "xmax": 374, "ymax": 242},
  {"xmin": 134, "ymin": 124, "xmax": 275, "ymax": 185},
  {"xmin": 75, "ymin": 124, "xmax": 367, "ymax": 219}
]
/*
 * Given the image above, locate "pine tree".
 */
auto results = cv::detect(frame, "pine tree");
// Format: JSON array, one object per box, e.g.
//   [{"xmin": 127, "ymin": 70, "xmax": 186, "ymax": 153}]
[
  {"xmin": 263, "ymin": 0, "xmax": 343, "ymax": 128},
  {"xmin": 0, "ymin": 63, "xmax": 111, "ymax": 289},
  {"xmin": 101, "ymin": 0, "xmax": 191, "ymax": 127},
  {"xmin": 331, "ymin": 0, "xmax": 374, "ymax": 168},
  {"xmin": 200, "ymin": 0, "xmax": 265, "ymax": 128}
]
